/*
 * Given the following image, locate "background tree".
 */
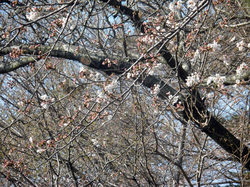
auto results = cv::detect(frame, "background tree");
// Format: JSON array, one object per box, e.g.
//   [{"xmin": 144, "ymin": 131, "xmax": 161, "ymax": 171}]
[{"xmin": 0, "ymin": 0, "xmax": 249, "ymax": 186}]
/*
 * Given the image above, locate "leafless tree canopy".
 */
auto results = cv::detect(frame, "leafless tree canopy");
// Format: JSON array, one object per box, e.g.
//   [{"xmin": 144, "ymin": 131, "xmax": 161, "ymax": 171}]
[{"xmin": 0, "ymin": 0, "xmax": 249, "ymax": 186}]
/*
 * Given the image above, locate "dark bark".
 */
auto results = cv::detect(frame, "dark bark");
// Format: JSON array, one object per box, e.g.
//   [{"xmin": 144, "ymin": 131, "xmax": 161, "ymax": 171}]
[
  {"xmin": 0, "ymin": 0, "xmax": 249, "ymax": 171},
  {"xmin": 100, "ymin": 0, "xmax": 250, "ymax": 170}
]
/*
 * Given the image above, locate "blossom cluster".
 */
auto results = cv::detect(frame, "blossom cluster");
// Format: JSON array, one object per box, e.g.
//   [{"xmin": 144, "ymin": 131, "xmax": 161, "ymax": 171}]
[
  {"xmin": 206, "ymin": 74, "xmax": 226, "ymax": 85},
  {"xmin": 236, "ymin": 63, "xmax": 248, "ymax": 75},
  {"xmin": 96, "ymin": 90, "xmax": 108, "ymax": 103},
  {"xmin": 236, "ymin": 41, "xmax": 245, "ymax": 51},
  {"xmin": 105, "ymin": 80, "xmax": 119, "ymax": 94},
  {"xmin": 208, "ymin": 40, "xmax": 221, "ymax": 52},
  {"xmin": 168, "ymin": 94, "xmax": 179, "ymax": 105},
  {"xmin": 79, "ymin": 66, "xmax": 102, "ymax": 81},
  {"xmin": 139, "ymin": 34, "xmax": 156, "ymax": 46},
  {"xmin": 169, "ymin": 1, "xmax": 183, "ymax": 12},
  {"xmin": 26, "ymin": 8, "xmax": 40, "ymax": 21},
  {"xmin": 192, "ymin": 49, "xmax": 200, "ymax": 62},
  {"xmin": 40, "ymin": 94, "xmax": 55, "ymax": 109},
  {"xmin": 223, "ymin": 55, "xmax": 230, "ymax": 66},
  {"xmin": 187, "ymin": 0, "xmax": 198, "ymax": 9},
  {"xmin": 186, "ymin": 72, "xmax": 200, "ymax": 87},
  {"xmin": 151, "ymin": 84, "xmax": 161, "ymax": 95}
]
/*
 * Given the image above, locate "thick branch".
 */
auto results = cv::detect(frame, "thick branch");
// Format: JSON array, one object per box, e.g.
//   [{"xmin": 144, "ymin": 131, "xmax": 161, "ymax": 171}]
[
  {"xmin": 100, "ymin": 0, "xmax": 144, "ymax": 32},
  {"xmin": 1, "ymin": 44, "xmax": 249, "ymax": 170}
]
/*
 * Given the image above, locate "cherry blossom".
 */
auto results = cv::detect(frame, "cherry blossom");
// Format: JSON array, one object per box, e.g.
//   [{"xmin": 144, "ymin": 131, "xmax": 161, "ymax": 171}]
[
  {"xmin": 40, "ymin": 94, "xmax": 49, "ymax": 101},
  {"xmin": 187, "ymin": 0, "xmax": 198, "ymax": 9},
  {"xmin": 192, "ymin": 49, "xmax": 200, "ymax": 61},
  {"xmin": 91, "ymin": 138, "xmax": 99, "ymax": 147},
  {"xmin": 206, "ymin": 92, "xmax": 214, "ymax": 99},
  {"xmin": 61, "ymin": 17, "xmax": 67, "ymax": 28},
  {"xmin": 151, "ymin": 84, "xmax": 161, "ymax": 95},
  {"xmin": 37, "ymin": 148, "xmax": 46, "ymax": 154},
  {"xmin": 207, "ymin": 74, "xmax": 226, "ymax": 85},
  {"xmin": 29, "ymin": 137, "xmax": 33, "ymax": 144},
  {"xmin": 96, "ymin": 90, "xmax": 107, "ymax": 103},
  {"xmin": 223, "ymin": 55, "xmax": 230, "ymax": 66},
  {"xmin": 105, "ymin": 80, "xmax": 119, "ymax": 93},
  {"xmin": 169, "ymin": 1, "xmax": 183, "ymax": 12},
  {"xmin": 169, "ymin": 2, "xmax": 175, "ymax": 12},
  {"xmin": 26, "ymin": 8, "xmax": 39, "ymax": 21},
  {"xmin": 41, "ymin": 102, "xmax": 48, "ymax": 109},
  {"xmin": 208, "ymin": 40, "xmax": 221, "ymax": 52},
  {"xmin": 79, "ymin": 66, "xmax": 87, "ymax": 73},
  {"xmin": 168, "ymin": 94, "xmax": 179, "ymax": 105},
  {"xmin": 236, "ymin": 40, "xmax": 245, "ymax": 51},
  {"xmin": 236, "ymin": 62, "xmax": 248, "ymax": 75},
  {"xmin": 127, "ymin": 72, "xmax": 132, "ymax": 79},
  {"xmin": 176, "ymin": 1, "xmax": 183, "ymax": 10},
  {"xmin": 186, "ymin": 72, "xmax": 200, "ymax": 87},
  {"xmin": 17, "ymin": 101, "xmax": 24, "ymax": 106}
]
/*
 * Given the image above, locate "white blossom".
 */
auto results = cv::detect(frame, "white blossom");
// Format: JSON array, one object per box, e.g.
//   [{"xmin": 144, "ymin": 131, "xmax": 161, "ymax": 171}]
[
  {"xmin": 169, "ymin": 1, "xmax": 183, "ymax": 12},
  {"xmin": 17, "ymin": 101, "xmax": 24, "ymax": 106},
  {"xmin": 206, "ymin": 93, "xmax": 213, "ymax": 99},
  {"xmin": 186, "ymin": 72, "xmax": 200, "ymax": 87},
  {"xmin": 89, "ymin": 72, "xmax": 102, "ymax": 81},
  {"xmin": 151, "ymin": 84, "xmax": 161, "ymax": 95},
  {"xmin": 105, "ymin": 79, "xmax": 119, "ymax": 93},
  {"xmin": 168, "ymin": 94, "xmax": 179, "ymax": 105},
  {"xmin": 236, "ymin": 40, "xmax": 245, "ymax": 51},
  {"xmin": 169, "ymin": 2, "xmax": 175, "ymax": 12},
  {"xmin": 208, "ymin": 40, "xmax": 221, "ymax": 52},
  {"xmin": 192, "ymin": 49, "xmax": 200, "ymax": 61},
  {"xmin": 236, "ymin": 79, "xmax": 240, "ymax": 84},
  {"xmin": 248, "ymin": 43, "xmax": 250, "ymax": 48},
  {"xmin": 223, "ymin": 55, "xmax": 230, "ymax": 66},
  {"xmin": 29, "ymin": 137, "xmax": 33, "ymax": 144},
  {"xmin": 187, "ymin": 0, "xmax": 198, "ymax": 9},
  {"xmin": 206, "ymin": 76, "xmax": 214, "ymax": 85},
  {"xmin": 40, "ymin": 94, "xmax": 49, "ymax": 101},
  {"xmin": 206, "ymin": 74, "xmax": 226, "ymax": 85},
  {"xmin": 127, "ymin": 72, "xmax": 132, "ymax": 79},
  {"xmin": 141, "ymin": 35, "xmax": 154, "ymax": 44},
  {"xmin": 96, "ymin": 90, "xmax": 107, "ymax": 103},
  {"xmin": 41, "ymin": 102, "xmax": 48, "ymax": 109},
  {"xmin": 94, "ymin": 72, "xmax": 102, "ymax": 81},
  {"xmin": 156, "ymin": 26, "xmax": 161, "ymax": 31},
  {"xmin": 37, "ymin": 148, "xmax": 45, "ymax": 154},
  {"xmin": 47, "ymin": 140, "xmax": 52, "ymax": 145},
  {"xmin": 213, "ymin": 74, "xmax": 226, "ymax": 84},
  {"xmin": 236, "ymin": 62, "xmax": 248, "ymax": 75},
  {"xmin": 63, "ymin": 122, "xmax": 69, "ymax": 127},
  {"xmin": 91, "ymin": 139, "xmax": 99, "ymax": 147},
  {"xmin": 176, "ymin": 1, "xmax": 183, "ymax": 10},
  {"xmin": 79, "ymin": 66, "xmax": 87, "ymax": 73},
  {"xmin": 61, "ymin": 17, "xmax": 67, "ymax": 28},
  {"xmin": 26, "ymin": 8, "xmax": 39, "ymax": 21},
  {"xmin": 107, "ymin": 115, "xmax": 112, "ymax": 121}
]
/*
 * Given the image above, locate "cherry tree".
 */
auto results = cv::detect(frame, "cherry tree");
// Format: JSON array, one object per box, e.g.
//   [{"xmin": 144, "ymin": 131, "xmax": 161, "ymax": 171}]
[{"xmin": 0, "ymin": 0, "xmax": 249, "ymax": 186}]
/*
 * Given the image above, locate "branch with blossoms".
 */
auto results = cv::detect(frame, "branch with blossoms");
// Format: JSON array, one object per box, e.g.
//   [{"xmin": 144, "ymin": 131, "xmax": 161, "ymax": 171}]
[
  {"xmin": 0, "ymin": 44, "xmax": 249, "ymax": 84},
  {"xmin": 0, "ymin": 0, "xmax": 249, "ymax": 174},
  {"xmin": 0, "ymin": 43, "xmax": 250, "ymax": 170}
]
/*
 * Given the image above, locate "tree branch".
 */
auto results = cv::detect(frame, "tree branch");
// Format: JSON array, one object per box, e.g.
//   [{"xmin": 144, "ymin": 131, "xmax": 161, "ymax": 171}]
[{"xmin": 0, "ymin": 43, "xmax": 249, "ymax": 170}]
